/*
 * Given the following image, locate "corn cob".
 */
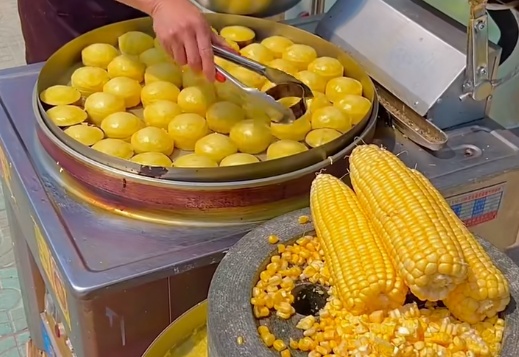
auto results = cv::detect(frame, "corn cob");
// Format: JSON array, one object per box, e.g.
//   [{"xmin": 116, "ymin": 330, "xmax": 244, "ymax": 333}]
[
  {"xmin": 310, "ymin": 173, "xmax": 407, "ymax": 315},
  {"xmin": 410, "ymin": 169, "xmax": 510, "ymax": 323},
  {"xmin": 349, "ymin": 144, "xmax": 468, "ymax": 301}
]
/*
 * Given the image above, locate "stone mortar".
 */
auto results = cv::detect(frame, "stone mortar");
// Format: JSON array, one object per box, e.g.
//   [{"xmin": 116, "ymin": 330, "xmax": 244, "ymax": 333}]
[{"xmin": 207, "ymin": 207, "xmax": 519, "ymax": 356}]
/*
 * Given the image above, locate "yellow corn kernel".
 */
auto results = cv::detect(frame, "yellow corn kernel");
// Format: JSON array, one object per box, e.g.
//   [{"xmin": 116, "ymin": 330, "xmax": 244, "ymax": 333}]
[
  {"xmin": 349, "ymin": 144, "xmax": 468, "ymax": 301},
  {"xmin": 280, "ymin": 349, "xmax": 291, "ymax": 357},
  {"xmin": 297, "ymin": 315, "xmax": 316, "ymax": 330},
  {"xmin": 298, "ymin": 337, "xmax": 315, "ymax": 351},
  {"xmin": 254, "ymin": 306, "xmax": 270, "ymax": 318},
  {"xmin": 258, "ymin": 325, "xmax": 269, "ymax": 336},
  {"xmin": 289, "ymin": 338, "xmax": 299, "ymax": 349},
  {"xmin": 298, "ymin": 215, "xmax": 310, "ymax": 224},
  {"xmin": 268, "ymin": 234, "xmax": 280, "ymax": 244},
  {"xmin": 310, "ymin": 174, "xmax": 407, "ymax": 314},
  {"xmin": 237, "ymin": 336, "xmax": 244, "ymax": 345},
  {"xmin": 273, "ymin": 339, "xmax": 286, "ymax": 351},
  {"xmin": 262, "ymin": 333, "xmax": 276, "ymax": 347},
  {"xmin": 315, "ymin": 345, "xmax": 330, "ymax": 355},
  {"xmin": 410, "ymin": 169, "xmax": 510, "ymax": 323}
]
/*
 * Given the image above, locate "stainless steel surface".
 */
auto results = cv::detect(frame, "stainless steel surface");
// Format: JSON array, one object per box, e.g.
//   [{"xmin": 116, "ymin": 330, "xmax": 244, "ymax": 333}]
[
  {"xmin": 213, "ymin": 44, "xmax": 313, "ymax": 123},
  {"xmin": 377, "ymin": 85, "xmax": 448, "ymax": 151},
  {"xmin": 142, "ymin": 301, "xmax": 206, "ymax": 357},
  {"xmin": 192, "ymin": 0, "xmax": 301, "ymax": 17},
  {"xmin": 3, "ymin": 15, "xmax": 519, "ymax": 357},
  {"xmin": 4, "ymin": 63, "xmax": 519, "ymax": 357},
  {"xmin": 311, "ymin": 0, "xmax": 326, "ymax": 15},
  {"xmin": 316, "ymin": 0, "xmax": 501, "ymax": 130},
  {"xmin": 463, "ymin": 0, "xmax": 493, "ymax": 102},
  {"xmin": 36, "ymin": 15, "xmax": 377, "ymax": 183}
]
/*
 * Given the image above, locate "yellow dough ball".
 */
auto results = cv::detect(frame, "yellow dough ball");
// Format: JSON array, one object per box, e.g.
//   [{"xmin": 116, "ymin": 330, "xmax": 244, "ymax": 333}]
[
  {"xmin": 64, "ymin": 124, "xmax": 105, "ymax": 146},
  {"xmin": 182, "ymin": 66, "xmax": 207, "ymax": 88},
  {"xmin": 214, "ymin": 56, "xmax": 234, "ymax": 71},
  {"xmin": 229, "ymin": 119, "xmax": 272, "ymax": 154},
  {"xmin": 214, "ymin": 81, "xmax": 243, "ymax": 104},
  {"xmin": 103, "ymin": 77, "xmax": 142, "ymax": 108},
  {"xmin": 261, "ymin": 80, "xmax": 276, "ymax": 93},
  {"xmin": 240, "ymin": 43, "xmax": 274, "ymax": 64},
  {"xmin": 143, "ymin": 100, "xmax": 182, "ymax": 129},
  {"xmin": 195, "ymin": 133, "xmax": 238, "ymax": 163},
  {"xmin": 71, "ymin": 66, "xmax": 110, "ymax": 97},
  {"xmin": 46, "ymin": 105, "xmax": 87, "ymax": 127},
  {"xmin": 173, "ymin": 153, "xmax": 218, "ymax": 168},
  {"xmin": 311, "ymin": 106, "xmax": 352, "ymax": 133},
  {"xmin": 81, "ymin": 43, "xmax": 119, "ymax": 69},
  {"xmin": 219, "ymin": 26, "xmax": 255, "ymax": 46},
  {"xmin": 228, "ymin": 66, "xmax": 265, "ymax": 90},
  {"xmin": 242, "ymin": 102, "xmax": 271, "ymax": 124},
  {"xmin": 308, "ymin": 57, "xmax": 344, "ymax": 82},
  {"xmin": 277, "ymin": 97, "xmax": 301, "ymax": 108},
  {"xmin": 154, "ymin": 37, "xmax": 162, "ymax": 50},
  {"xmin": 282, "ymin": 44, "xmax": 317, "ymax": 71},
  {"xmin": 84, "ymin": 92, "xmax": 126, "ymax": 125},
  {"xmin": 145, "ymin": 62, "xmax": 182, "ymax": 87},
  {"xmin": 295, "ymin": 71, "xmax": 327, "ymax": 93},
  {"xmin": 266, "ymin": 140, "xmax": 308, "ymax": 160},
  {"xmin": 139, "ymin": 48, "xmax": 168, "ymax": 67},
  {"xmin": 92, "ymin": 138, "xmax": 134, "ymax": 159},
  {"xmin": 267, "ymin": 59, "xmax": 298, "ymax": 76},
  {"xmin": 168, "ymin": 113, "xmax": 209, "ymax": 150},
  {"xmin": 305, "ymin": 128, "xmax": 342, "ymax": 148},
  {"xmin": 118, "ymin": 31, "xmax": 154, "ymax": 56},
  {"xmin": 325, "ymin": 77, "xmax": 363, "ymax": 103},
  {"xmin": 141, "ymin": 81, "xmax": 181, "ymax": 107},
  {"xmin": 107, "ymin": 55, "xmax": 146, "ymax": 82},
  {"xmin": 271, "ymin": 116, "xmax": 312, "ymax": 141},
  {"xmin": 307, "ymin": 92, "xmax": 331, "ymax": 113},
  {"xmin": 223, "ymin": 38, "xmax": 240, "ymax": 52},
  {"xmin": 101, "ymin": 112, "xmax": 144, "ymax": 139},
  {"xmin": 39, "ymin": 85, "xmax": 81, "ymax": 106},
  {"xmin": 261, "ymin": 36, "xmax": 294, "ymax": 59},
  {"xmin": 130, "ymin": 152, "xmax": 172, "ymax": 167},
  {"xmin": 177, "ymin": 86, "xmax": 215, "ymax": 116},
  {"xmin": 334, "ymin": 95, "xmax": 372, "ymax": 125},
  {"xmin": 206, "ymin": 101, "xmax": 245, "ymax": 134},
  {"xmin": 131, "ymin": 126, "xmax": 175, "ymax": 155},
  {"xmin": 220, "ymin": 153, "xmax": 260, "ymax": 167}
]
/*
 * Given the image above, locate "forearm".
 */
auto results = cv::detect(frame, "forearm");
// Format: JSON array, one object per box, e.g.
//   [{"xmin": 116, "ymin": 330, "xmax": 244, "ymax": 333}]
[{"xmin": 116, "ymin": 0, "xmax": 160, "ymax": 15}]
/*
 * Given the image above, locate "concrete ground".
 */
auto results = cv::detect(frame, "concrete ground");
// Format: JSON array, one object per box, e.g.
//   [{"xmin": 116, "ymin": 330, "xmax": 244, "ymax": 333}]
[{"xmin": 0, "ymin": 0, "xmax": 29, "ymax": 356}]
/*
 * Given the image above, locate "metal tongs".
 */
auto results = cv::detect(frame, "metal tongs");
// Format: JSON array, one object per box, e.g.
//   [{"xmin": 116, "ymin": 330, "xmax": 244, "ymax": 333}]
[{"xmin": 212, "ymin": 45, "xmax": 313, "ymax": 124}]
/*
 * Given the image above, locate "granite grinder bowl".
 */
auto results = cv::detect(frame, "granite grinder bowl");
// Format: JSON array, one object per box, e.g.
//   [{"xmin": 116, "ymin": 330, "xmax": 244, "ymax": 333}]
[{"xmin": 207, "ymin": 207, "xmax": 519, "ymax": 356}]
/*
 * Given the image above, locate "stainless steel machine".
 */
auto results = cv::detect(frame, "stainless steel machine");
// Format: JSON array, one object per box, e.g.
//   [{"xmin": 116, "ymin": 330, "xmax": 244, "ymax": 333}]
[{"xmin": 1, "ymin": 1, "xmax": 519, "ymax": 357}]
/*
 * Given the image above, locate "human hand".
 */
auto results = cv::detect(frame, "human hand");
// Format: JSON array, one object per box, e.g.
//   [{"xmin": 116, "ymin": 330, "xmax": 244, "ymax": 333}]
[{"xmin": 151, "ymin": 0, "xmax": 228, "ymax": 81}]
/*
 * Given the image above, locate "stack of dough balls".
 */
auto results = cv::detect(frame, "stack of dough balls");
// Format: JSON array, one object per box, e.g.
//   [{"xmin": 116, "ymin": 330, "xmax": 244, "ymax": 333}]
[{"xmin": 40, "ymin": 26, "xmax": 372, "ymax": 168}]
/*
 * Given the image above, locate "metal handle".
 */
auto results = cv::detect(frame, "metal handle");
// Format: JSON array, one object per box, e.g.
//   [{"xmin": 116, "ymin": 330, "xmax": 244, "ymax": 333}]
[
  {"xmin": 215, "ymin": 64, "xmax": 249, "ymax": 91},
  {"xmin": 212, "ymin": 45, "xmax": 266, "ymax": 75},
  {"xmin": 463, "ymin": 0, "xmax": 493, "ymax": 101},
  {"xmin": 311, "ymin": 0, "xmax": 326, "ymax": 15}
]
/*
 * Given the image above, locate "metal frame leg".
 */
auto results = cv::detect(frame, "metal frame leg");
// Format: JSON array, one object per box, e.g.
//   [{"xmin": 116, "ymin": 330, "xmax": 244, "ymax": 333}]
[{"xmin": 7, "ymin": 195, "xmax": 46, "ymax": 349}]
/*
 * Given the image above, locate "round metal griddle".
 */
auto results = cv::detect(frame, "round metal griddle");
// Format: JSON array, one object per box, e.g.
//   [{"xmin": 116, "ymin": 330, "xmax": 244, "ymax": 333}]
[
  {"xmin": 207, "ymin": 208, "xmax": 519, "ymax": 357},
  {"xmin": 35, "ymin": 15, "xmax": 378, "ymax": 184}
]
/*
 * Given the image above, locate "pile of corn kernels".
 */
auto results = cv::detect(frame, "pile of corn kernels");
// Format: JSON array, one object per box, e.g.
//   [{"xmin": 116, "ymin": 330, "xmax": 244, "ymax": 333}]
[{"xmin": 250, "ymin": 222, "xmax": 506, "ymax": 357}]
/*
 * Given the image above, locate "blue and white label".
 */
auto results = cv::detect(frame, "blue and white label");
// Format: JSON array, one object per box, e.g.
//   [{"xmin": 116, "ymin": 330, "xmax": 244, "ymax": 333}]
[{"xmin": 446, "ymin": 182, "xmax": 506, "ymax": 227}]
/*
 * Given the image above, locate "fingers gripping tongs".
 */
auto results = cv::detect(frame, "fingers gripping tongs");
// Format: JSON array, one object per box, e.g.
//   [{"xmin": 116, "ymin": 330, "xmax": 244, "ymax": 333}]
[{"xmin": 212, "ymin": 45, "xmax": 313, "ymax": 124}]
